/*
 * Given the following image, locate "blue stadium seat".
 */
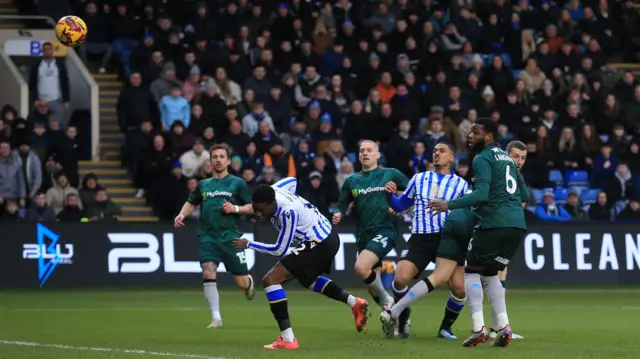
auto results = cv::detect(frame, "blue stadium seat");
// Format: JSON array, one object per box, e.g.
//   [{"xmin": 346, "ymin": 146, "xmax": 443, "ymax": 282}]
[
  {"xmin": 615, "ymin": 200, "xmax": 627, "ymax": 215},
  {"xmin": 347, "ymin": 152, "xmax": 357, "ymax": 163},
  {"xmin": 455, "ymin": 153, "xmax": 467, "ymax": 161},
  {"xmin": 581, "ymin": 189, "xmax": 600, "ymax": 204},
  {"xmin": 554, "ymin": 188, "xmax": 569, "ymax": 204},
  {"xmin": 500, "ymin": 53, "xmax": 512, "ymax": 68},
  {"xmin": 599, "ymin": 135, "xmax": 609, "ymax": 143},
  {"xmin": 512, "ymin": 69, "xmax": 521, "ymax": 79},
  {"xmin": 570, "ymin": 186, "xmax": 588, "ymax": 195},
  {"xmin": 565, "ymin": 170, "xmax": 589, "ymax": 187},
  {"xmin": 548, "ymin": 170, "xmax": 564, "ymax": 186},
  {"xmin": 531, "ymin": 189, "xmax": 544, "ymax": 204},
  {"xmin": 419, "ymin": 84, "xmax": 428, "ymax": 93}
]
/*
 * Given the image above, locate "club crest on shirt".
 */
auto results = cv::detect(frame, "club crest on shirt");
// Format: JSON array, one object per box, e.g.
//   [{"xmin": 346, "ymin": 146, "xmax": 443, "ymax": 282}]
[{"xmin": 351, "ymin": 189, "xmax": 358, "ymax": 198}]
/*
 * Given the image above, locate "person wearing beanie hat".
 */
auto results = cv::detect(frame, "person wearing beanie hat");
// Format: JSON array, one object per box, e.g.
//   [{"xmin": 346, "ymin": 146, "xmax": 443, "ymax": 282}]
[{"xmin": 150, "ymin": 61, "xmax": 183, "ymax": 102}]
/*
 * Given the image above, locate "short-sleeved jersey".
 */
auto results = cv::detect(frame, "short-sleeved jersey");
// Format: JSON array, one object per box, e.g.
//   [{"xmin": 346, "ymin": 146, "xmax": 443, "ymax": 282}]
[
  {"xmin": 471, "ymin": 145, "xmax": 526, "ymax": 229},
  {"xmin": 339, "ymin": 167, "xmax": 409, "ymax": 237},
  {"xmin": 187, "ymin": 175, "xmax": 251, "ymax": 240}
]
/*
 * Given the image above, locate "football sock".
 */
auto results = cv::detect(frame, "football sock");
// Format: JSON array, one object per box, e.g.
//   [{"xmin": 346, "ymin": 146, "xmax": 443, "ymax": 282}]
[
  {"xmin": 390, "ymin": 277, "xmax": 434, "ymax": 319},
  {"xmin": 265, "ymin": 284, "xmax": 294, "ymax": 342},
  {"xmin": 364, "ymin": 271, "xmax": 389, "ymax": 306},
  {"xmin": 483, "ymin": 275, "xmax": 509, "ymax": 329},
  {"xmin": 203, "ymin": 279, "xmax": 221, "ymax": 321},
  {"xmin": 312, "ymin": 276, "xmax": 356, "ymax": 308},
  {"xmin": 440, "ymin": 292, "xmax": 466, "ymax": 330},
  {"xmin": 465, "ymin": 272, "xmax": 485, "ymax": 332},
  {"xmin": 392, "ymin": 282, "xmax": 408, "ymax": 301}
]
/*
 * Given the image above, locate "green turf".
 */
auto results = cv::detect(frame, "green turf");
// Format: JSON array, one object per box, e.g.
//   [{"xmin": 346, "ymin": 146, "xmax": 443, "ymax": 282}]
[{"xmin": 1, "ymin": 289, "xmax": 639, "ymax": 359}]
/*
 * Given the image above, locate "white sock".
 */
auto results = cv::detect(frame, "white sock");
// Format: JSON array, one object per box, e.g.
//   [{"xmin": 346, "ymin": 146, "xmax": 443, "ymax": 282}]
[
  {"xmin": 465, "ymin": 272, "xmax": 485, "ymax": 332},
  {"xmin": 390, "ymin": 280, "xmax": 430, "ymax": 319},
  {"xmin": 281, "ymin": 328, "xmax": 295, "ymax": 342},
  {"xmin": 367, "ymin": 271, "xmax": 391, "ymax": 303},
  {"xmin": 483, "ymin": 275, "xmax": 509, "ymax": 329},
  {"xmin": 347, "ymin": 295, "xmax": 357, "ymax": 308},
  {"xmin": 203, "ymin": 281, "xmax": 221, "ymax": 321}
]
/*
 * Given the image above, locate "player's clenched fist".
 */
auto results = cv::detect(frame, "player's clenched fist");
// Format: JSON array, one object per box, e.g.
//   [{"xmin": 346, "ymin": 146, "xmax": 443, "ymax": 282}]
[
  {"xmin": 222, "ymin": 200, "xmax": 235, "ymax": 214},
  {"xmin": 332, "ymin": 212, "xmax": 342, "ymax": 225},
  {"xmin": 384, "ymin": 181, "xmax": 397, "ymax": 193},
  {"xmin": 174, "ymin": 214, "xmax": 185, "ymax": 228}
]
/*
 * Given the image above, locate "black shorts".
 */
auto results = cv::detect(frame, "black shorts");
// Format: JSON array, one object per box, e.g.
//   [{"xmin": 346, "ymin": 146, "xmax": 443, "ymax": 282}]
[
  {"xmin": 280, "ymin": 231, "xmax": 339, "ymax": 283},
  {"xmin": 400, "ymin": 233, "xmax": 440, "ymax": 274}
]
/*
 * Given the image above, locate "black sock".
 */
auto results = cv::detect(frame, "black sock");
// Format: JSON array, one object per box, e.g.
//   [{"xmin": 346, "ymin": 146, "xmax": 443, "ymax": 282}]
[
  {"xmin": 266, "ymin": 285, "xmax": 291, "ymax": 331},
  {"xmin": 315, "ymin": 277, "xmax": 351, "ymax": 304},
  {"xmin": 424, "ymin": 277, "xmax": 434, "ymax": 292},
  {"xmin": 440, "ymin": 296, "xmax": 465, "ymax": 330},
  {"xmin": 364, "ymin": 271, "xmax": 377, "ymax": 284}
]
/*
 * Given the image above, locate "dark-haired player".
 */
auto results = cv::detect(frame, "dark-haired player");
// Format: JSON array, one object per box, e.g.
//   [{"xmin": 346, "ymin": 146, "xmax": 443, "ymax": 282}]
[
  {"xmin": 378, "ymin": 142, "xmax": 468, "ymax": 339},
  {"xmin": 174, "ymin": 144, "xmax": 255, "ymax": 329},
  {"xmin": 428, "ymin": 119, "xmax": 526, "ymax": 348},
  {"xmin": 332, "ymin": 140, "xmax": 409, "ymax": 322},
  {"xmin": 233, "ymin": 181, "xmax": 368, "ymax": 350}
]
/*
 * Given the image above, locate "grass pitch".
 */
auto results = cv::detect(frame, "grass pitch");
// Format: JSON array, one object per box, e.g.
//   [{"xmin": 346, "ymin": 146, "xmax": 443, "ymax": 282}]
[{"xmin": 0, "ymin": 289, "xmax": 639, "ymax": 359}]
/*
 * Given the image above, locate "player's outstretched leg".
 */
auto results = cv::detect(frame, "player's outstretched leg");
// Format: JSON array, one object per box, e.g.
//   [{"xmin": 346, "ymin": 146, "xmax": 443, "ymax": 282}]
[
  {"xmin": 202, "ymin": 262, "xmax": 222, "ymax": 329},
  {"xmin": 263, "ymin": 284, "xmax": 299, "ymax": 350},
  {"xmin": 355, "ymin": 250, "xmax": 394, "ymax": 309},
  {"xmin": 463, "ymin": 271, "xmax": 489, "ymax": 347},
  {"xmin": 483, "ymin": 275, "xmax": 513, "ymax": 347},
  {"xmin": 308, "ymin": 276, "xmax": 369, "ymax": 332},
  {"xmin": 438, "ymin": 266, "xmax": 466, "ymax": 340}
]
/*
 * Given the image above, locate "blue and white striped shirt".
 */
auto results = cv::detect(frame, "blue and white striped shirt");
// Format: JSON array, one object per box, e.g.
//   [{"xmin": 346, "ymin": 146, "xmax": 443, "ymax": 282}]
[
  {"xmin": 400, "ymin": 171, "xmax": 468, "ymax": 234},
  {"xmin": 248, "ymin": 178, "xmax": 333, "ymax": 257}
]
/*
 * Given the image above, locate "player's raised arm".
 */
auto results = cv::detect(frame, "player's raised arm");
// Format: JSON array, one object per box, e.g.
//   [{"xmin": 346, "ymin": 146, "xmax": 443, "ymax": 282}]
[
  {"xmin": 447, "ymin": 156, "xmax": 491, "ymax": 210},
  {"xmin": 386, "ymin": 173, "xmax": 416, "ymax": 212},
  {"xmin": 248, "ymin": 209, "xmax": 298, "ymax": 257}
]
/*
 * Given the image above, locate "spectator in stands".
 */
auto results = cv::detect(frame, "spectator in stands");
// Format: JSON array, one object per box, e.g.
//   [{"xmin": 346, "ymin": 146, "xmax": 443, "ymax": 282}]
[
  {"xmin": 51, "ymin": 125, "xmax": 81, "ymax": 187},
  {"xmin": 606, "ymin": 162, "xmax": 636, "ymax": 203},
  {"xmin": 45, "ymin": 172, "xmax": 81, "ymax": 215},
  {"xmin": 410, "ymin": 141, "xmax": 429, "ymax": 174},
  {"xmin": 110, "ymin": 3, "xmax": 141, "ymax": 78},
  {"xmin": 0, "ymin": 141, "xmax": 26, "ymax": 206},
  {"xmin": 79, "ymin": 173, "xmax": 99, "ymax": 207},
  {"xmin": 263, "ymin": 144, "xmax": 296, "ymax": 178},
  {"xmin": 12, "ymin": 139, "xmax": 42, "ymax": 202},
  {"xmin": 336, "ymin": 157, "xmax": 354, "ymax": 190},
  {"xmin": 593, "ymin": 142, "xmax": 618, "ymax": 188},
  {"xmin": 86, "ymin": 188, "xmax": 122, "ymax": 222},
  {"xmin": 256, "ymin": 165, "xmax": 278, "ymax": 186},
  {"xmin": 242, "ymin": 101, "xmax": 275, "ymax": 138},
  {"xmin": 302, "ymin": 171, "xmax": 331, "ymax": 217},
  {"xmin": 589, "ymin": 191, "xmax": 614, "ymax": 221},
  {"xmin": 323, "ymin": 140, "xmax": 347, "ymax": 175},
  {"xmin": 167, "ymin": 121, "xmax": 195, "ymax": 156},
  {"xmin": 57, "ymin": 193, "xmax": 86, "ymax": 222},
  {"xmin": 535, "ymin": 190, "xmax": 573, "ymax": 221},
  {"xmin": 160, "ymin": 84, "xmax": 191, "ymax": 131},
  {"xmin": 556, "ymin": 126, "xmax": 581, "ymax": 170},
  {"xmin": 26, "ymin": 122, "xmax": 49, "ymax": 163},
  {"xmin": 180, "ymin": 138, "xmax": 210, "ymax": 178},
  {"xmin": 151, "ymin": 63, "xmax": 182, "ymax": 102},
  {"xmin": 28, "ymin": 42, "xmax": 70, "ymax": 123},
  {"xmin": 618, "ymin": 199, "xmax": 640, "ymax": 221},
  {"xmin": 117, "ymin": 72, "xmax": 158, "ymax": 137},
  {"xmin": 142, "ymin": 134, "xmax": 174, "ymax": 203},
  {"xmin": 25, "ymin": 192, "xmax": 55, "ymax": 222},
  {"xmin": 79, "ymin": 1, "xmax": 113, "ymax": 74},
  {"xmin": 562, "ymin": 190, "xmax": 588, "ymax": 220},
  {"xmin": 0, "ymin": 200, "xmax": 21, "ymax": 222}
]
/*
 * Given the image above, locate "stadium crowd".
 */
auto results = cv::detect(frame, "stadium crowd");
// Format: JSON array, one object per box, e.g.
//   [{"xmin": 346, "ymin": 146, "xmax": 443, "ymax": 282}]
[{"xmin": 2, "ymin": 0, "xmax": 640, "ymax": 222}]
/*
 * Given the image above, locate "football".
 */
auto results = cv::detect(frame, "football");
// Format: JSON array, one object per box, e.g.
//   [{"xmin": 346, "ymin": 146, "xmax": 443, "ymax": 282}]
[{"xmin": 55, "ymin": 15, "xmax": 87, "ymax": 47}]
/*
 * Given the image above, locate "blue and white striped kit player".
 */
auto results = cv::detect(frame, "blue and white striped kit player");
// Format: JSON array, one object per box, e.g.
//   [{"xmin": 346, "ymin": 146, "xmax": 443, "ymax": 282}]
[
  {"xmin": 247, "ymin": 179, "xmax": 334, "ymax": 256},
  {"xmin": 395, "ymin": 171, "xmax": 469, "ymax": 234},
  {"xmin": 241, "ymin": 178, "xmax": 369, "ymax": 349}
]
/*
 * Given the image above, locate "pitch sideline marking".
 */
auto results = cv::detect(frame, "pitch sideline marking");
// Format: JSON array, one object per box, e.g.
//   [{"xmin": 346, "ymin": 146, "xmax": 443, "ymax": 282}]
[{"xmin": 0, "ymin": 340, "xmax": 232, "ymax": 359}]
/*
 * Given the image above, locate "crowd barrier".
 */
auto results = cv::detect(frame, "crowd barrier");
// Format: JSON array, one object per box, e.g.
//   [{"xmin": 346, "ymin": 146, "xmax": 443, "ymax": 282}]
[{"xmin": 4, "ymin": 222, "xmax": 640, "ymax": 288}]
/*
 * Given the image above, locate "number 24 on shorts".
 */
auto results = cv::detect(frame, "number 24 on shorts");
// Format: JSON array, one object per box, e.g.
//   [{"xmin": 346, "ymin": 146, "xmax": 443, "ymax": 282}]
[{"xmin": 372, "ymin": 235, "xmax": 389, "ymax": 248}]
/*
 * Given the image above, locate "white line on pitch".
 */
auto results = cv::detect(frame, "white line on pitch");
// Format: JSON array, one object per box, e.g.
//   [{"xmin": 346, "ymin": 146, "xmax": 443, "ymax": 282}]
[{"xmin": 0, "ymin": 340, "xmax": 232, "ymax": 359}]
